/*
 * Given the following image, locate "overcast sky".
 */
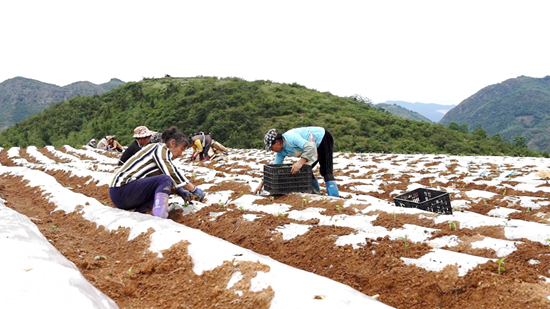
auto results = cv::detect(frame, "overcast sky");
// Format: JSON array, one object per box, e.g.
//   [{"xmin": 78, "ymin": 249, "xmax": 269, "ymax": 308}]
[{"xmin": 2, "ymin": 0, "xmax": 549, "ymax": 105}]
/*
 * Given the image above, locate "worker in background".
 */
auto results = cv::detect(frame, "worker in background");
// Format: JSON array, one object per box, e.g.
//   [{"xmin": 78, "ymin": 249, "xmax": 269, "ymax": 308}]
[
  {"xmin": 97, "ymin": 135, "xmax": 123, "ymax": 152},
  {"xmin": 86, "ymin": 139, "xmax": 96, "ymax": 148},
  {"xmin": 119, "ymin": 126, "xmax": 158, "ymax": 166},
  {"xmin": 189, "ymin": 132, "xmax": 229, "ymax": 162},
  {"xmin": 254, "ymin": 126, "xmax": 339, "ymax": 197}
]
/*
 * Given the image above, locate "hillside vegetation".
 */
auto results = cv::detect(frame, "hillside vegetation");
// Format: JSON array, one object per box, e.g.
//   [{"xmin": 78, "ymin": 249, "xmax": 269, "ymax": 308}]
[
  {"xmin": 0, "ymin": 77, "xmax": 125, "ymax": 131},
  {"xmin": 440, "ymin": 75, "xmax": 550, "ymax": 153},
  {"xmin": 0, "ymin": 76, "xmax": 544, "ymax": 157}
]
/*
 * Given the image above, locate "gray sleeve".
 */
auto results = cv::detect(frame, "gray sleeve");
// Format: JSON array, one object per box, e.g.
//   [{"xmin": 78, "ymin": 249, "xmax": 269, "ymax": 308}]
[{"xmin": 301, "ymin": 141, "xmax": 316, "ymax": 162}]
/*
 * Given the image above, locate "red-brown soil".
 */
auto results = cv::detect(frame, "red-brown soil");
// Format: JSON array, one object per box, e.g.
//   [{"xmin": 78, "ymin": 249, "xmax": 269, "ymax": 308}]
[{"xmin": 2, "ymin": 146, "xmax": 550, "ymax": 308}]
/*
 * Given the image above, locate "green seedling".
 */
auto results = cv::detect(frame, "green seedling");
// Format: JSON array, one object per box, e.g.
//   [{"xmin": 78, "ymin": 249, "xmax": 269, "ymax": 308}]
[
  {"xmin": 336, "ymin": 205, "xmax": 342, "ymax": 212},
  {"xmin": 546, "ymin": 238, "xmax": 550, "ymax": 245},
  {"xmin": 302, "ymin": 198, "xmax": 308, "ymax": 207},
  {"xmin": 397, "ymin": 235, "xmax": 409, "ymax": 248},
  {"xmin": 448, "ymin": 221, "xmax": 457, "ymax": 231},
  {"xmin": 503, "ymin": 189, "xmax": 507, "ymax": 196},
  {"xmin": 51, "ymin": 225, "xmax": 58, "ymax": 230},
  {"xmin": 107, "ymin": 271, "xmax": 113, "ymax": 276},
  {"xmin": 496, "ymin": 257, "xmax": 506, "ymax": 275},
  {"xmin": 183, "ymin": 201, "xmax": 189, "ymax": 208},
  {"xmin": 333, "ymin": 218, "xmax": 338, "ymax": 229},
  {"xmin": 269, "ymin": 196, "xmax": 274, "ymax": 202},
  {"xmin": 239, "ymin": 206, "xmax": 244, "ymax": 211},
  {"xmin": 391, "ymin": 212, "xmax": 397, "ymax": 221},
  {"xmin": 218, "ymin": 199, "xmax": 224, "ymax": 209},
  {"xmin": 526, "ymin": 207, "xmax": 531, "ymax": 213},
  {"xmin": 278, "ymin": 213, "xmax": 286, "ymax": 219},
  {"xmin": 483, "ymin": 199, "xmax": 488, "ymax": 206},
  {"xmin": 126, "ymin": 267, "xmax": 133, "ymax": 276},
  {"xmin": 94, "ymin": 255, "xmax": 107, "ymax": 260}
]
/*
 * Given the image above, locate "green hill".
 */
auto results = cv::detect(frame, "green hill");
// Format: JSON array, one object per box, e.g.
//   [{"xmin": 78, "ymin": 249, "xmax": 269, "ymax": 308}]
[
  {"xmin": 0, "ymin": 77, "xmax": 125, "ymax": 131},
  {"xmin": 376, "ymin": 103, "xmax": 432, "ymax": 122},
  {"xmin": 0, "ymin": 76, "xmax": 543, "ymax": 157},
  {"xmin": 440, "ymin": 75, "xmax": 550, "ymax": 152}
]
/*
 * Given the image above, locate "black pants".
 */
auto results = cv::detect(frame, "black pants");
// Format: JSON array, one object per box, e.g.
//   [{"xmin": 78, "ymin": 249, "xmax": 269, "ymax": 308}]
[{"xmin": 312, "ymin": 129, "xmax": 335, "ymax": 182}]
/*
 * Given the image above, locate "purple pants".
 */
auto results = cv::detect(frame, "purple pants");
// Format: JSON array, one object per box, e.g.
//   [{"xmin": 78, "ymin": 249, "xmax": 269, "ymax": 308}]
[{"xmin": 109, "ymin": 175, "xmax": 172, "ymax": 213}]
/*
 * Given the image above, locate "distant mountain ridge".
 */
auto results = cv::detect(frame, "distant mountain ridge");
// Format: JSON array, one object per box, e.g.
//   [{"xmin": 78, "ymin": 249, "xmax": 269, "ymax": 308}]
[
  {"xmin": 440, "ymin": 75, "xmax": 550, "ymax": 153},
  {"xmin": 375, "ymin": 103, "xmax": 432, "ymax": 122},
  {"xmin": 0, "ymin": 77, "xmax": 125, "ymax": 131},
  {"xmin": 377, "ymin": 101, "xmax": 457, "ymax": 122}
]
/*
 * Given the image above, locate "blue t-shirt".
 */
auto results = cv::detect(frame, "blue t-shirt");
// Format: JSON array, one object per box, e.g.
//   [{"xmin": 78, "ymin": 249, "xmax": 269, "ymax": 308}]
[{"xmin": 274, "ymin": 127, "xmax": 325, "ymax": 164}]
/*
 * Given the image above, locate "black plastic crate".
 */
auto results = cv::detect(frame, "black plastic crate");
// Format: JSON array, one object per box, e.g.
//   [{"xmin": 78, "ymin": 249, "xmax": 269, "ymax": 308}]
[
  {"xmin": 394, "ymin": 188, "xmax": 452, "ymax": 215},
  {"xmin": 264, "ymin": 164, "xmax": 312, "ymax": 194}
]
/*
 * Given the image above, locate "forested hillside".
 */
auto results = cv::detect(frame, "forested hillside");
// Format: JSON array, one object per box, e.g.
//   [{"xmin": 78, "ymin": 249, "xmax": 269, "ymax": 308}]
[
  {"xmin": 440, "ymin": 75, "xmax": 550, "ymax": 153},
  {"xmin": 0, "ymin": 76, "xmax": 544, "ymax": 157},
  {"xmin": 0, "ymin": 77, "xmax": 125, "ymax": 130}
]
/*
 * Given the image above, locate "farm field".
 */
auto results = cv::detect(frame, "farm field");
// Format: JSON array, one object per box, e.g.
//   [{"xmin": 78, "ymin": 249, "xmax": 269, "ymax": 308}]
[{"xmin": 1, "ymin": 145, "xmax": 550, "ymax": 308}]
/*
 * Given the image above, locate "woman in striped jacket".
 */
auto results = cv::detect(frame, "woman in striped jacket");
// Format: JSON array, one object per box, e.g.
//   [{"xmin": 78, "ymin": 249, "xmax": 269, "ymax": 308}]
[{"xmin": 109, "ymin": 127, "xmax": 205, "ymax": 219}]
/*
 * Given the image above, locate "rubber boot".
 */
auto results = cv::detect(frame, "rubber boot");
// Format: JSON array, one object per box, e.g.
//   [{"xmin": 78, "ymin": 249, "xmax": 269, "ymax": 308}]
[
  {"xmin": 326, "ymin": 180, "xmax": 340, "ymax": 197},
  {"xmin": 152, "ymin": 192, "xmax": 170, "ymax": 219},
  {"xmin": 311, "ymin": 177, "xmax": 321, "ymax": 194}
]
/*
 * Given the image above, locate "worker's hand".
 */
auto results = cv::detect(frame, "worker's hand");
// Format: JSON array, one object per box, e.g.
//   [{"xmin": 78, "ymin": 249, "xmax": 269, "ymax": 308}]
[
  {"xmin": 176, "ymin": 187, "xmax": 192, "ymax": 202},
  {"xmin": 191, "ymin": 187, "xmax": 205, "ymax": 202},
  {"xmin": 253, "ymin": 181, "xmax": 264, "ymax": 195},
  {"xmin": 291, "ymin": 161, "xmax": 304, "ymax": 174}
]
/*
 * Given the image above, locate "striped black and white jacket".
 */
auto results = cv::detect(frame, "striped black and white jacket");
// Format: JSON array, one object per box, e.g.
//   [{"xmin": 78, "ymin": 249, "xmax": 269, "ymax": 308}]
[{"xmin": 110, "ymin": 143, "xmax": 188, "ymax": 188}]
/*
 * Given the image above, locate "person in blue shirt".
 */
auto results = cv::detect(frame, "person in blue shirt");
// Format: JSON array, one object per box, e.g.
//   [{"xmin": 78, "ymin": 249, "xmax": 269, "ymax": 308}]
[{"xmin": 254, "ymin": 126, "xmax": 339, "ymax": 197}]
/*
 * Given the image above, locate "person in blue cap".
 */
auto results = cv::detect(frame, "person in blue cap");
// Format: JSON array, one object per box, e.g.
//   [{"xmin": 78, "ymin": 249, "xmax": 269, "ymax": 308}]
[{"xmin": 254, "ymin": 126, "xmax": 339, "ymax": 197}]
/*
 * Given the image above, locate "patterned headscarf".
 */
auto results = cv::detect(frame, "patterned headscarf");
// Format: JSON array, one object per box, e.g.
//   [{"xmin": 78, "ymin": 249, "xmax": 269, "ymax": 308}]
[{"xmin": 264, "ymin": 129, "xmax": 278, "ymax": 151}]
